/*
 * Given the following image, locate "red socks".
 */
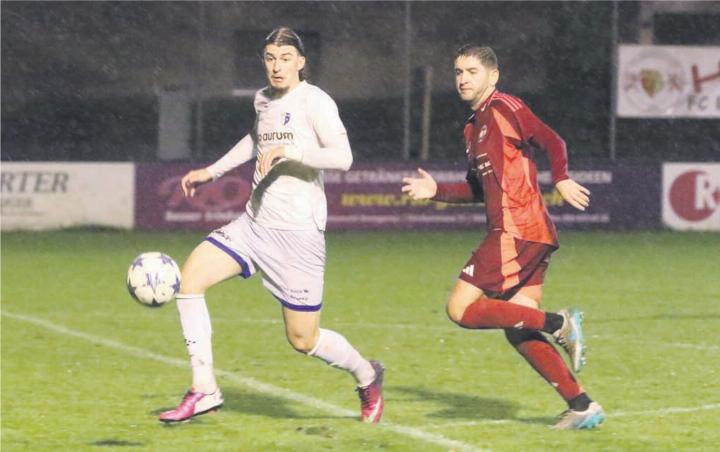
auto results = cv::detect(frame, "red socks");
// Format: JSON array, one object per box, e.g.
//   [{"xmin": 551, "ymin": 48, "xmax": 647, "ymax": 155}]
[
  {"xmin": 506, "ymin": 330, "xmax": 583, "ymax": 401},
  {"xmin": 458, "ymin": 298, "xmax": 583, "ymax": 402},
  {"xmin": 459, "ymin": 298, "xmax": 546, "ymax": 330}
]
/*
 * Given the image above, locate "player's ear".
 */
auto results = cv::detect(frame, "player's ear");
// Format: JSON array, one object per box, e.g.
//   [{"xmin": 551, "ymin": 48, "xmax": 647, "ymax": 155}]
[
  {"xmin": 297, "ymin": 55, "xmax": 306, "ymax": 72},
  {"xmin": 489, "ymin": 68, "xmax": 500, "ymax": 86}
]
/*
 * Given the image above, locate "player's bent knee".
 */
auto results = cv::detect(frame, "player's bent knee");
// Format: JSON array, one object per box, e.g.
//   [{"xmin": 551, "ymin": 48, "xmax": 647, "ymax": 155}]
[
  {"xmin": 179, "ymin": 273, "xmax": 209, "ymax": 295},
  {"xmin": 446, "ymin": 280, "xmax": 484, "ymax": 325},
  {"xmin": 286, "ymin": 334, "xmax": 317, "ymax": 354},
  {"xmin": 446, "ymin": 300, "xmax": 467, "ymax": 325},
  {"xmin": 288, "ymin": 340, "xmax": 315, "ymax": 354}
]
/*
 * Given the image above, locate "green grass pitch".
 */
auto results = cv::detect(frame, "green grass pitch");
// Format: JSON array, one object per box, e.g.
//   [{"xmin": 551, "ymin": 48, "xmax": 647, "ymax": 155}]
[{"xmin": 2, "ymin": 230, "xmax": 719, "ymax": 451}]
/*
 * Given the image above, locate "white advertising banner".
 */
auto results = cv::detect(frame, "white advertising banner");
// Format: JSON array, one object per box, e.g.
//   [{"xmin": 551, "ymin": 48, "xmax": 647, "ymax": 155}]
[
  {"xmin": 1, "ymin": 162, "xmax": 135, "ymax": 230},
  {"xmin": 662, "ymin": 163, "xmax": 720, "ymax": 231},
  {"xmin": 618, "ymin": 45, "xmax": 720, "ymax": 118}
]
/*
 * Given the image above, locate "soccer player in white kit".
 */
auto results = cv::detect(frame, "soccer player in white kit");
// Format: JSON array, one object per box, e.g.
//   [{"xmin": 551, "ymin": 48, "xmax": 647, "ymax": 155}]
[{"xmin": 159, "ymin": 27, "xmax": 384, "ymax": 424}]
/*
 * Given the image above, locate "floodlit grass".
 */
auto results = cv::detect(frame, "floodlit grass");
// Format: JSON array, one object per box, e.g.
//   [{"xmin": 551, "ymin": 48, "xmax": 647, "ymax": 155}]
[{"xmin": 2, "ymin": 230, "xmax": 719, "ymax": 451}]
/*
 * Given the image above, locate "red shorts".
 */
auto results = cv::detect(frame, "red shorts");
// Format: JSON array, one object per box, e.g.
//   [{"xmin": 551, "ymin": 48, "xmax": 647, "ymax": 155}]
[{"xmin": 459, "ymin": 231, "xmax": 556, "ymax": 300}]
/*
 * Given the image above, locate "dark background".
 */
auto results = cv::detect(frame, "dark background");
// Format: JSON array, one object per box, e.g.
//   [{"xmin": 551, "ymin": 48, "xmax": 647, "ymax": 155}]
[{"xmin": 2, "ymin": 1, "xmax": 719, "ymax": 164}]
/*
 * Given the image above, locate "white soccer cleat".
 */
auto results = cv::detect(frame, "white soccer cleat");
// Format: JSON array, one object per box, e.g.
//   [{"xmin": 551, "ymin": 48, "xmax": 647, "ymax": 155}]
[
  {"xmin": 552, "ymin": 402, "xmax": 605, "ymax": 430},
  {"xmin": 553, "ymin": 308, "xmax": 586, "ymax": 373}
]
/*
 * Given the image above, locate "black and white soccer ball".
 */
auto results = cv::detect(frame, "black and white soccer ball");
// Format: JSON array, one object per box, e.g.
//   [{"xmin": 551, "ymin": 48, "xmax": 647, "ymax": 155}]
[{"xmin": 126, "ymin": 252, "xmax": 181, "ymax": 307}]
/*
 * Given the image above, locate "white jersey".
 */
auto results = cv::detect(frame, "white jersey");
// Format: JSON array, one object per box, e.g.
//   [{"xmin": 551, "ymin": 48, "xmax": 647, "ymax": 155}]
[{"xmin": 206, "ymin": 81, "xmax": 352, "ymax": 231}]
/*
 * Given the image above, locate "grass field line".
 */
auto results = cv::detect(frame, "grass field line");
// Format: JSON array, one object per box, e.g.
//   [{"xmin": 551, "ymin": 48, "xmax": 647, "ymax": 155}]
[
  {"xmin": 609, "ymin": 403, "xmax": 720, "ymax": 417},
  {"xmin": 210, "ymin": 316, "xmax": 453, "ymax": 331},
  {"xmin": 419, "ymin": 403, "xmax": 720, "ymax": 429},
  {"xmin": 208, "ymin": 317, "xmax": 720, "ymax": 351},
  {"xmin": 204, "ymin": 317, "xmax": 720, "ymax": 348},
  {"xmin": 1, "ymin": 310, "xmax": 489, "ymax": 452},
  {"xmin": 590, "ymin": 334, "xmax": 720, "ymax": 351}
]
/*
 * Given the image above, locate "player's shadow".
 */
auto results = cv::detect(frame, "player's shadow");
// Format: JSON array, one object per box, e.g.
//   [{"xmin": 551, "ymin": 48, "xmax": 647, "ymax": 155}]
[
  {"xmin": 392, "ymin": 386, "xmax": 554, "ymax": 425},
  {"xmin": 214, "ymin": 388, "xmax": 354, "ymax": 421},
  {"xmin": 88, "ymin": 439, "xmax": 145, "ymax": 447},
  {"xmin": 152, "ymin": 388, "xmax": 353, "ymax": 424}
]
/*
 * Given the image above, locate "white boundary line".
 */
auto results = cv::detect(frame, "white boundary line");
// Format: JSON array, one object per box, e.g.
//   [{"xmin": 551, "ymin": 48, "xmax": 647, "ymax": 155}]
[
  {"xmin": 76, "ymin": 314, "xmax": 720, "ymax": 350},
  {"xmin": 419, "ymin": 403, "xmax": 720, "ymax": 430},
  {"xmin": 163, "ymin": 317, "xmax": 720, "ymax": 350},
  {"xmin": 589, "ymin": 335, "xmax": 719, "ymax": 351},
  {"xmin": 2, "ymin": 311, "xmax": 488, "ymax": 452},
  {"xmin": 609, "ymin": 404, "xmax": 720, "ymax": 417}
]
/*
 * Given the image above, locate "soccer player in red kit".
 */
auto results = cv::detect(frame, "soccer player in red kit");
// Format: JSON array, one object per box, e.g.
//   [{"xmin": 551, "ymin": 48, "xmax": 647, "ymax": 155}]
[{"xmin": 402, "ymin": 45, "xmax": 604, "ymax": 429}]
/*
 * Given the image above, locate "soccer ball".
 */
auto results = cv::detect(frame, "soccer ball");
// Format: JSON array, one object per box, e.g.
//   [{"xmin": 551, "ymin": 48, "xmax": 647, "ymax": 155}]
[{"xmin": 126, "ymin": 252, "xmax": 181, "ymax": 307}]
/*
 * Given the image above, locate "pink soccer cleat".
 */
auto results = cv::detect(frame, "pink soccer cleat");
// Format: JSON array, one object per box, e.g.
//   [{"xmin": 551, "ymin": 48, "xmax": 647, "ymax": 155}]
[
  {"xmin": 357, "ymin": 360, "xmax": 385, "ymax": 423},
  {"xmin": 159, "ymin": 389, "xmax": 224, "ymax": 423}
]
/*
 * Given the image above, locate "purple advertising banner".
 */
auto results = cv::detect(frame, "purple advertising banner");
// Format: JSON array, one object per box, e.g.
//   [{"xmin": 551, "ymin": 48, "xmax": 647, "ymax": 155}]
[
  {"xmin": 135, "ymin": 163, "xmax": 254, "ymax": 231},
  {"xmin": 135, "ymin": 162, "xmax": 660, "ymax": 231}
]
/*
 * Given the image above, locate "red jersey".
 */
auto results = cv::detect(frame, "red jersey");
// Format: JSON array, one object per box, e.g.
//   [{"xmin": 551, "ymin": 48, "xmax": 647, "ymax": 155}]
[{"xmin": 434, "ymin": 90, "xmax": 569, "ymax": 246}]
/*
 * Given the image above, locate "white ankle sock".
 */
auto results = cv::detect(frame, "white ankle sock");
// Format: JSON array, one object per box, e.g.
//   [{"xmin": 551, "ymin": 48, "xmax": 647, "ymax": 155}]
[
  {"xmin": 176, "ymin": 294, "xmax": 217, "ymax": 393},
  {"xmin": 308, "ymin": 328, "xmax": 375, "ymax": 387}
]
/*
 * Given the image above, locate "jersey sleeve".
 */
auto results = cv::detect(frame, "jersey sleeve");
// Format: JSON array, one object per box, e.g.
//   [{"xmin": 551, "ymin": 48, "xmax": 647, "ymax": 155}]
[
  {"xmin": 206, "ymin": 133, "xmax": 258, "ymax": 179},
  {"xmin": 284, "ymin": 90, "xmax": 353, "ymax": 171},
  {"xmin": 512, "ymin": 104, "xmax": 570, "ymax": 184},
  {"xmin": 433, "ymin": 169, "xmax": 484, "ymax": 203}
]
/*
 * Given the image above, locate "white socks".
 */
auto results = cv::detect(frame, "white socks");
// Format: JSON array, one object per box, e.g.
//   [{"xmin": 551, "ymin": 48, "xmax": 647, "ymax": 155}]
[
  {"xmin": 175, "ymin": 298, "xmax": 373, "ymax": 390},
  {"xmin": 308, "ymin": 328, "xmax": 376, "ymax": 387},
  {"xmin": 176, "ymin": 294, "xmax": 218, "ymax": 394}
]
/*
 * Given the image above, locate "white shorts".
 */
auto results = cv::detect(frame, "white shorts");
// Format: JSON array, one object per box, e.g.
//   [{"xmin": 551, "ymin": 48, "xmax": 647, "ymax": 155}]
[{"xmin": 206, "ymin": 214, "xmax": 325, "ymax": 312}]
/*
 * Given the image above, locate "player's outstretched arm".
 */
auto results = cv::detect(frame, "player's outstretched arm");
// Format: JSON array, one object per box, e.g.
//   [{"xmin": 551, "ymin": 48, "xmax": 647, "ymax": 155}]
[
  {"xmin": 401, "ymin": 168, "xmax": 438, "ymax": 200},
  {"xmin": 555, "ymin": 178, "xmax": 591, "ymax": 211},
  {"xmin": 206, "ymin": 133, "xmax": 258, "ymax": 180},
  {"xmin": 180, "ymin": 168, "xmax": 213, "ymax": 198}
]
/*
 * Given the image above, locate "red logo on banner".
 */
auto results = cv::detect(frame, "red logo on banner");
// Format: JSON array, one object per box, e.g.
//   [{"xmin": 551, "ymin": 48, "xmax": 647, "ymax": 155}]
[
  {"xmin": 668, "ymin": 170, "xmax": 719, "ymax": 222},
  {"xmin": 157, "ymin": 176, "xmax": 251, "ymax": 211}
]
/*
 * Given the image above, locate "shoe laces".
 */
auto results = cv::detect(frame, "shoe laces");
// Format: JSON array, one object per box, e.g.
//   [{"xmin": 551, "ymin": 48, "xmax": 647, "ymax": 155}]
[
  {"xmin": 555, "ymin": 321, "xmax": 571, "ymax": 347},
  {"xmin": 356, "ymin": 385, "xmax": 376, "ymax": 410},
  {"xmin": 178, "ymin": 391, "xmax": 202, "ymax": 410}
]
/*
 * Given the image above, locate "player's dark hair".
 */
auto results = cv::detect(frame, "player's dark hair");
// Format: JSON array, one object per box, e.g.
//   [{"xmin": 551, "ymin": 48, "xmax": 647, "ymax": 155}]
[
  {"xmin": 264, "ymin": 26, "xmax": 307, "ymax": 80},
  {"xmin": 455, "ymin": 45, "xmax": 498, "ymax": 69}
]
